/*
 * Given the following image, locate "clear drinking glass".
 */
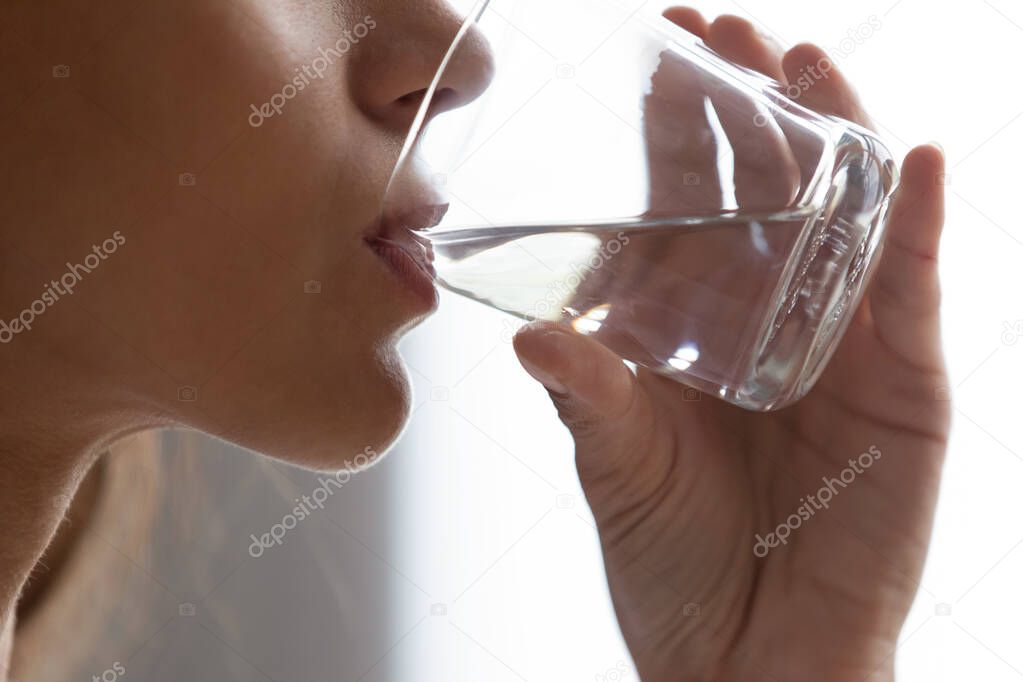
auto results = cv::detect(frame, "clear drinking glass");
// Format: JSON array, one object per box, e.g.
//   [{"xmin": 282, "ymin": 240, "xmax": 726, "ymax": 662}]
[{"xmin": 381, "ymin": 0, "xmax": 899, "ymax": 411}]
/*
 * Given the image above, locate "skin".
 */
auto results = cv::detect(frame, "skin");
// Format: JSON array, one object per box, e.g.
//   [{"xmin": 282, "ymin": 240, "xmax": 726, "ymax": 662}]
[
  {"xmin": 0, "ymin": 0, "xmax": 493, "ymax": 674},
  {"xmin": 0, "ymin": 2, "xmax": 945, "ymax": 680},
  {"xmin": 515, "ymin": 9, "xmax": 949, "ymax": 682}
]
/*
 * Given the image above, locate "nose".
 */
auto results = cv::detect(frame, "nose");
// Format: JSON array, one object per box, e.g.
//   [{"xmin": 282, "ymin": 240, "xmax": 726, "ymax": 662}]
[{"xmin": 348, "ymin": 5, "xmax": 495, "ymax": 133}]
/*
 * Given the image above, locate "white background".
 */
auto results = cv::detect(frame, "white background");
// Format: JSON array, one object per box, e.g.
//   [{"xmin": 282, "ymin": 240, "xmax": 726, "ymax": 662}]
[{"xmin": 383, "ymin": 0, "xmax": 1023, "ymax": 680}]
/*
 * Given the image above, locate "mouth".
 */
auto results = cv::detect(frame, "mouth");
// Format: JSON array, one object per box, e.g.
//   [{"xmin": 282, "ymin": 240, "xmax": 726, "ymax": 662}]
[{"xmin": 364, "ymin": 204, "xmax": 448, "ymax": 310}]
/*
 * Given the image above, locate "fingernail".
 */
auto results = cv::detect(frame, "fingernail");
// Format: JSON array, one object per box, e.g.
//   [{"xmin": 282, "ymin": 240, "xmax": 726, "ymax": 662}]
[
  {"xmin": 518, "ymin": 357, "xmax": 568, "ymax": 395},
  {"xmin": 516, "ymin": 329, "xmax": 572, "ymax": 395}
]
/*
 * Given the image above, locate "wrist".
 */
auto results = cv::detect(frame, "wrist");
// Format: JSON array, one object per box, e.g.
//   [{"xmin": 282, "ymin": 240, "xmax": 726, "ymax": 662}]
[
  {"xmin": 695, "ymin": 662, "xmax": 895, "ymax": 682},
  {"xmin": 710, "ymin": 654, "xmax": 896, "ymax": 682},
  {"xmin": 633, "ymin": 643, "xmax": 897, "ymax": 682}
]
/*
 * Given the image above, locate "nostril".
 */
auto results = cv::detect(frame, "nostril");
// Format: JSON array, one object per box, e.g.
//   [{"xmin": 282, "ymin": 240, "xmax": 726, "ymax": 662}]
[
  {"xmin": 397, "ymin": 87, "xmax": 460, "ymax": 116},
  {"xmin": 397, "ymin": 89, "xmax": 427, "ymax": 108},
  {"xmin": 390, "ymin": 88, "xmax": 466, "ymax": 132},
  {"xmin": 348, "ymin": 11, "xmax": 494, "ymax": 133},
  {"xmin": 429, "ymin": 87, "xmax": 460, "ymax": 115}
]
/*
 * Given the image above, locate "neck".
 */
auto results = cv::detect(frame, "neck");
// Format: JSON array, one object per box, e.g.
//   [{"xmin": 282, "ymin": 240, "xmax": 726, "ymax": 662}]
[
  {"xmin": 0, "ymin": 414, "xmax": 101, "ymax": 678},
  {"xmin": 0, "ymin": 339, "xmax": 164, "ymax": 679}
]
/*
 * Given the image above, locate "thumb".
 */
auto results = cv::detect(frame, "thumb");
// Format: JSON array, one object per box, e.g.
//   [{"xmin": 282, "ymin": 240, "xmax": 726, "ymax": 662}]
[
  {"xmin": 867, "ymin": 143, "xmax": 945, "ymax": 370},
  {"xmin": 513, "ymin": 322, "xmax": 658, "ymax": 476}
]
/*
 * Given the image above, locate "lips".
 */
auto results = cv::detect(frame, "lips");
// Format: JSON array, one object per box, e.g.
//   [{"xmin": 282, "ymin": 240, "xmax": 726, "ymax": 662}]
[{"xmin": 364, "ymin": 204, "xmax": 448, "ymax": 309}]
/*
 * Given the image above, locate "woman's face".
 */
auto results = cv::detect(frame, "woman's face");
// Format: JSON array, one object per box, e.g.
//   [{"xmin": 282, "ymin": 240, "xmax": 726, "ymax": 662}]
[{"xmin": 0, "ymin": 0, "xmax": 492, "ymax": 467}]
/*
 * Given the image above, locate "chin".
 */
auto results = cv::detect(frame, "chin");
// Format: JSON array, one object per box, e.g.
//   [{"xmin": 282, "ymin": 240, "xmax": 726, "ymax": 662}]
[
  {"xmin": 198, "ymin": 337, "xmax": 414, "ymax": 474},
  {"xmin": 285, "ymin": 346, "xmax": 412, "ymax": 473}
]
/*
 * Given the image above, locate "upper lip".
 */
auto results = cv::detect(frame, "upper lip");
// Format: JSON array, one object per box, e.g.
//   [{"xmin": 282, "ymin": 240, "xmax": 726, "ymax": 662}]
[{"xmin": 364, "ymin": 203, "xmax": 449, "ymax": 276}]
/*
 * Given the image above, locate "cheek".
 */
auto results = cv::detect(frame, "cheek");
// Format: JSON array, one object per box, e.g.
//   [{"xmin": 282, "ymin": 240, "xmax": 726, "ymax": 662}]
[{"xmin": 200, "ymin": 90, "xmax": 389, "ymax": 276}]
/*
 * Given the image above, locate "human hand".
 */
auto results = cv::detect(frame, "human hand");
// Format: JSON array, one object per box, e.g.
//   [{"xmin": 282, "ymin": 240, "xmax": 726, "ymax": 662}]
[{"xmin": 515, "ymin": 9, "xmax": 948, "ymax": 681}]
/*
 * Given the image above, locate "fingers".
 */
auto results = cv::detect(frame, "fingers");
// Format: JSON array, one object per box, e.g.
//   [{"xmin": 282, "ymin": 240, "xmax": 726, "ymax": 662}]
[
  {"xmin": 706, "ymin": 15, "xmax": 787, "ymax": 83},
  {"xmin": 661, "ymin": 10, "xmax": 799, "ymax": 210},
  {"xmin": 662, "ymin": 6, "xmax": 709, "ymax": 39},
  {"xmin": 702, "ymin": 18, "xmax": 802, "ymax": 208},
  {"xmin": 663, "ymin": 9, "xmax": 871, "ymax": 131},
  {"xmin": 781, "ymin": 43, "xmax": 871, "ymax": 128},
  {"xmin": 665, "ymin": 8, "xmax": 785, "ymax": 82},
  {"xmin": 514, "ymin": 322, "xmax": 669, "ymax": 484},
  {"xmin": 884, "ymin": 145, "xmax": 946, "ymax": 262},
  {"xmin": 867, "ymin": 144, "xmax": 946, "ymax": 368},
  {"xmin": 513, "ymin": 322, "xmax": 639, "ymax": 427},
  {"xmin": 711, "ymin": 87, "xmax": 802, "ymax": 209},
  {"xmin": 643, "ymin": 52, "xmax": 724, "ymax": 214}
]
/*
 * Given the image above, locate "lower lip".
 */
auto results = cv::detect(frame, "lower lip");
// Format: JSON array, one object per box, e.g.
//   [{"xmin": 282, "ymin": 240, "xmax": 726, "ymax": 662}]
[{"xmin": 366, "ymin": 239, "xmax": 439, "ymax": 310}]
